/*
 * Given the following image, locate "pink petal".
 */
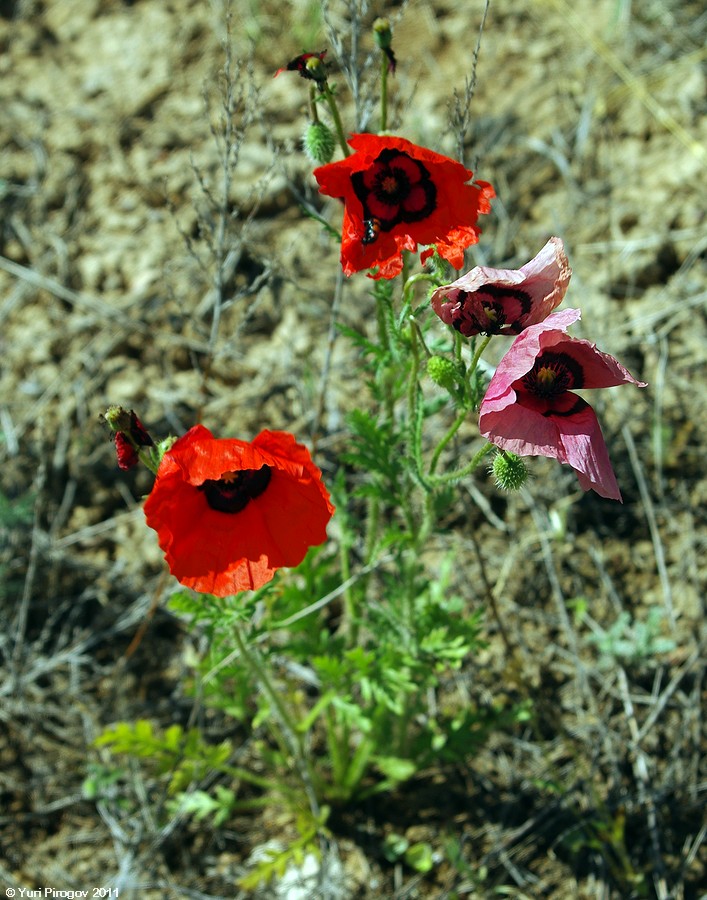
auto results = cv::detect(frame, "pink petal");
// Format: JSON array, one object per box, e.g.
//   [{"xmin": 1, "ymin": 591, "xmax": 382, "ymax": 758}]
[
  {"xmin": 479, "ymin": 397, "xmax": 622, "ymax": 500},
  {"xmin": 481, "ymin": 309, "xmax": 582, "ymax": 407},
  {"xmin": 431, "ymin": 237, "xmax": 571, "ymax": 332},
  {"xmin": 554, "ymin": 403, "xmax": 622, "ymax": 500},
  {"xmin": 479, "ymin": 309, "xmax": 645, "ymax": 501},
  {"xmin": 549, "ymin": 335, "xmax": 648, "ymax": 389}
]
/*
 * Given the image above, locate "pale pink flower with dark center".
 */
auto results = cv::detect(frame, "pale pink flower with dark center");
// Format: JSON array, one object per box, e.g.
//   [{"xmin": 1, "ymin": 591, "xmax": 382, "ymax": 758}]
[
  {"xmin": 431, "ymin": 237, "xmax": 571, "ymax": 336},
  {"xmin": 479, "ymin": 309, "xmax": 647, "ymax": 501}
]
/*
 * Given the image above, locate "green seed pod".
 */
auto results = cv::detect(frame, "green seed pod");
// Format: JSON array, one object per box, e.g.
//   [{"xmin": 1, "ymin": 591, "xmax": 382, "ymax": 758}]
[
  {"xmin": 491, "ymin": 451, "xmax": 529, "ymax": 492},
  {"xmin": 303, "ymin": 121, "xmax": 336, "ymax": 164},
  {"xmin": 427, "ymin": 355, "xmax": 459, "ymax": 392}
]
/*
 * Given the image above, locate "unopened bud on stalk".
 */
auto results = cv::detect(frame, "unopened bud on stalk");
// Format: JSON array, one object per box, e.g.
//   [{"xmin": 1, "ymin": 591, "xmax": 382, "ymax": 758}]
[
  {"xmin": 102, "ymin": 406, "xmax": 156, "ymax": 471},
  {"xmin": 303, "ymin": 121, "xmax": 336, "ymax": 164},
  {"xmin": 305, "ymin": 54, "xmax": 328, "ymax": 85},
  {"xmin": 427, "ymin": 356, "xmax": 460, "ymax": 392},
  {"xmin": 491, "ymin": 451, "xmax": 529, "ymax": 492},
  {"xmin": 373, "ymin": 17, "xmax": 393, "ymax": 49}
]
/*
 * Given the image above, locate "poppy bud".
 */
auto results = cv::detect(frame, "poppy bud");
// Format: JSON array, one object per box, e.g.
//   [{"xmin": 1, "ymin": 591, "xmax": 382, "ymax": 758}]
[
  {"xmin": 427, "ymin": 355, "xmax": 461, "ymax": 392},
  {"xmin": 373, "ymin": 17, "xmax": 393, "ymax": 49},
  {"xmin": 491, "ymin": 451, "xmax": 529, "ymax": 492},
  {"xmin": 102, "ymin": 406, "xmax": 155, "ymax": 470},
  {"xmin": 305, "ymin": 54, "xmax": 328, "ymax": 84},
  {"xmin": 303, "ymin": 121, "xmax": 336, "ymax": 164},
  {"xmin": 103, "ymin": 405, "xmax": 135, "ymax": 435}
]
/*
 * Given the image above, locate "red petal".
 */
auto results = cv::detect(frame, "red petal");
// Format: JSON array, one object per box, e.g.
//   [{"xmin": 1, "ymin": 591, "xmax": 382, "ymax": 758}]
[{"xmin": 143, "ymin": 426, "xmax": 334, "ymax": 596}]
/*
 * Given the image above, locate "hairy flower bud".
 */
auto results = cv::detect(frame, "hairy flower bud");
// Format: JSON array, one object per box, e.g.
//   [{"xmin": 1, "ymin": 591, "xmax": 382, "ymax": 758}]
[
  {"xmin": 427, "ymin": 355, "xmax": 460, "ymax": 392},
  {"xmin": 491, "ymin": 451, "xmax": 529, "ymax": 492},
  {"xmin": 303, "ymin": 121, "xmax": 336, "ymax": 164}
]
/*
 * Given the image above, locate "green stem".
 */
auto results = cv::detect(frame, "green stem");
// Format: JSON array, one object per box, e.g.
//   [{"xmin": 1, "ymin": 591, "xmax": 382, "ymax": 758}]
[
  {"xmin": 428, "ymin": 409, "xmax": 466, "ymax": 475},
  {"xmin": 364, "ymin": 494, "xmax": 380, "ymax": 564},
  {"xmin": 231, "ymin": 622, "xmax": 321, "ymax": 816},
  {"xmin": 339, "ymin": 533, "xmax": 358, "ymax": 645},
  {"xmin": 322, "ymin": 82, "xmax": 349, "ymax": 157},
  {"xmin": 431, "ymin": 440, "xmax": 495, "ymax": 486},
  {"xmin": 375, "ymin": 287, "xmax": 392, "ymax": 354},
  {"xmin": 401, "ymin": 272, "xmax": 439, "ymax": 310},
  {"xmin": 342, "ymin": 732, "xmax": 377, "ymax": 796},
  {"xmin": 138, "ymin": 447, "xmax": 160, "ymax": 475},
  {"xmin": 380, "ymin": 52, "xmax": 388, "ymax": 132},
  {"xmin": 221, "ymin": 764, "xmax": 288, "ymax": 795},
  {"xmin": 406, "ymin": 318, "xmax": 427, "ymax": 492},
  {"xmin": 467, "ymin": 334, "xmax": 492, "ymax": 389},
  {"xmin": 325, "ymin": 706, "xmax": 349, "ymax": 794},
  {"xmin": 309, "ymin": 85, "xmax": 320, "ymax": 123}
]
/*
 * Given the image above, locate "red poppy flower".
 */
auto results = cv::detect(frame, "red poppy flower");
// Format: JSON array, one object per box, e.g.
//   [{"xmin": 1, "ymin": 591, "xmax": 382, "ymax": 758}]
[
  {"xmin": 431, "ymin": 237, "xmax": 571, "ymax": 336},
  {"xmin": 479, "ymin": 309, "xmax": 646, "ymax": 501},
  {"xmin": 313, "ymin": 134, "xmax": 494, "ymax": 279},
  {"xmin": 143, "ymin": 425, "xmax": 335, "ymax": 596}
]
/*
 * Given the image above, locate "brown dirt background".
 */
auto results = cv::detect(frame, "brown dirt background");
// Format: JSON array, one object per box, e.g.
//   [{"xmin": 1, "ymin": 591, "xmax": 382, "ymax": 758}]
[{"xmin": 1, "ymin": 0, "xmax": 705, "ymax": 897}]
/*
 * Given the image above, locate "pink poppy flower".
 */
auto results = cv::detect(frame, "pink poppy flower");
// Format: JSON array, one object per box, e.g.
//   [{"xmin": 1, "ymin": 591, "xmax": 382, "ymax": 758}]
[
  {"xmin": 478, "ymin": 309, "xmax": 646, "ymax": 501},
  {"xmin": 431, "ymin": 237, "xmax": 571, "ymax": 336}
]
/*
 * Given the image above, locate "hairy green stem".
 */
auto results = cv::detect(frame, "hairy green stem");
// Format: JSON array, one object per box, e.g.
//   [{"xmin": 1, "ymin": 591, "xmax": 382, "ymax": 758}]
[
  {"xmin": 231, "ymin": 622, "xmax": 321, "ymax": 817},
  {"xmin": 401, "ymin": 272, "xmax": 439, "ymax": 310},
  {"xmin": 322, "ymin": 83, "xmax": 350, "ymax": 157},
  {"xmin": 431, "ymin": 441, "xmax": 495, "ymax": 486},
  {"xmin": 380, "ymin": 52, "xmax": 388, "ymax": 132},
  {"xmin": 309, "ymin": 85, "xmax": 320, "ymax": 123},
  {"xmin": 406, "ymin": 319, "xmax": 426, "ymax": 490},
  {"xmin": 428, "ymin": 409, "xmax": 466, "ymax": 475},
  {"xmin": 467, "ymin": 334, "xmax": 492, "ymax": 389},
  {"xmin": 138, "ymin": 447, "xmax": 160, "ymax": 475}
]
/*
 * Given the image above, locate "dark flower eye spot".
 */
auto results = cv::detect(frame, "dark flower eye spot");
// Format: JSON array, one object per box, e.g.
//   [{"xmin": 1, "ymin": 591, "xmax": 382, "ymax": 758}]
[
  {"xmin": 522, "ymin": 351, "xmax": 584, "ymax": 398},
  {"xmin": 199, "ymin": 466, "xmax": 272, "ymax": 514},
  {"xmin": 452, "ymin": 285, "xmax": 533, "ymax": 336},
  {"xmin": 477, "ymin": 285, "xmax": 532, "ymax": 331},
  {"xmin": 351, "ymin": 149, "xmax": 437, "ymax": 234}
]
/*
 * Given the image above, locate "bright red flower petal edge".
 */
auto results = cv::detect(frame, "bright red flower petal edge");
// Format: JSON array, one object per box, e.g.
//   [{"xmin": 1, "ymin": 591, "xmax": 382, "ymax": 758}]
[
  {"xmin": 314, "ymin": 134, "xmax": 494, "ymax": 279},
  {"xmin": 143, "ymin": 425, "xmax": 335, "ymax": 596}
]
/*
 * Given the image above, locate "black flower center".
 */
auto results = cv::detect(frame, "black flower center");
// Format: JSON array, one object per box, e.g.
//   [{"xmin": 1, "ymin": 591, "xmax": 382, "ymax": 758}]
[
  {"xmin": 521, "ymin": 352, "xmax": 584, "ymax": 399},
  {"xmin": 351, "ymin": 149, "xmax": 437, "ymax": 238},
  {"xmin": 454, "ymin": 285, "xmax": 534, "ymax": 336},
  {"xmin": 199, "ymin": 466, "xmax": 272, "ymax": 513}
]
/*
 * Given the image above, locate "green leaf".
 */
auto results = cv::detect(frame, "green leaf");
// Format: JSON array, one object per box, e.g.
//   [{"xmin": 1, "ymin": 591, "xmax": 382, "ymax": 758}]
[
  {"xmin": 374, "ymin": 755, "xmax": 416, "ymax": 783},
  {"xmin": 405, "ymin": 842, "xmax": 435, "ymax": 873}
]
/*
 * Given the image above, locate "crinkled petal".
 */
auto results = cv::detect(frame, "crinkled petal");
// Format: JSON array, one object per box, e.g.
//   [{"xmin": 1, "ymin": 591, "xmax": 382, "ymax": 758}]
[
  {"xmin": 479, "ymin": 309, "xmax": 645, "ymax": 501},
  {"xmin": 313, "ymin": 134, "xmax": 494, "ymax": 279},
  {"xmin": 431, "ymin": 237, "xmax": 571, "ymax": 335},
  {"xmin": 479, "ymin": 393, "xmax": 622, "ymax": 500},
  {"xmin": 481, "ymin": 309, "xmax": 582, "ymax": 407},
  {"xmin": 143, "ymin": 426, "xmax": 334, "ymax": 596},
  {"xmin": 549, "ymin": 335, "xmax": 648, "ymax": 389}
]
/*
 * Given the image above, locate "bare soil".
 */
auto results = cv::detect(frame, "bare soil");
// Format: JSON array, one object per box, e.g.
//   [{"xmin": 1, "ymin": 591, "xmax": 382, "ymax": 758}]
[{"xmin": 1, "ymin": 0, "xmax": 705, "ymax": 897}]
